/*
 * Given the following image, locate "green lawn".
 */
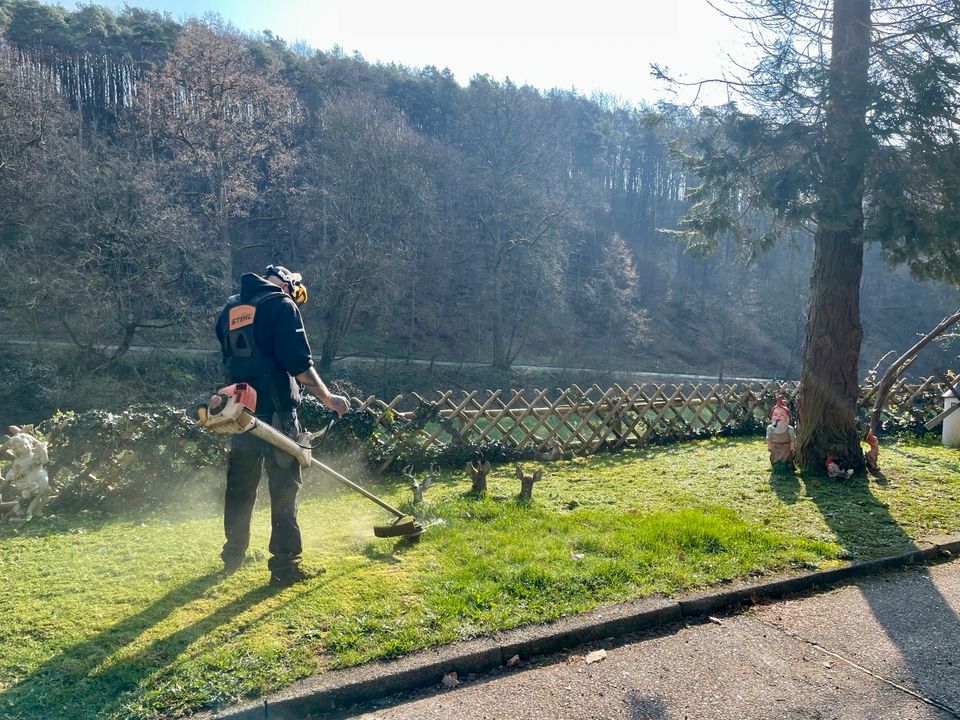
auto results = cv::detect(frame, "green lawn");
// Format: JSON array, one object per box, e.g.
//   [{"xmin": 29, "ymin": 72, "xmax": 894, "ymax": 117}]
[{"xmin": 1, "ymin": 435, "xmax": 958, "ymax": 719}]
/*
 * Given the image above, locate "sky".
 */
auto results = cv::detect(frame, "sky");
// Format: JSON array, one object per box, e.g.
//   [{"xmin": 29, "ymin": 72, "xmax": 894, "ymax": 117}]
[{"xmin": 47, "ymin": 0, "xmax": 749, "ymax": 107}]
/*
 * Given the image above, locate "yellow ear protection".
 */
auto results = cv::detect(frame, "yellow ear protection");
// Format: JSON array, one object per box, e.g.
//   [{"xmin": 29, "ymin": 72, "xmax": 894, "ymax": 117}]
[{"xmin": 265, "ymin": 265, "xmax": 309, "ymax": 305}]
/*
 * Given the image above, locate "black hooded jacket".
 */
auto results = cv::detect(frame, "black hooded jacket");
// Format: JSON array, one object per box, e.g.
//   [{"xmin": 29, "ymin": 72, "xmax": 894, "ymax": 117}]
[{"xmin": 215, "ymin": 273, "xmax": 315, "ymax": 415}]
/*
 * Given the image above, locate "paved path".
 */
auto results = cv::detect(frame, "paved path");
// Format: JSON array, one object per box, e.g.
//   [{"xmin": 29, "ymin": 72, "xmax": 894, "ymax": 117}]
[{"xmin": 334, "ymin": 560, "xmax": 960, "ymax": 720}]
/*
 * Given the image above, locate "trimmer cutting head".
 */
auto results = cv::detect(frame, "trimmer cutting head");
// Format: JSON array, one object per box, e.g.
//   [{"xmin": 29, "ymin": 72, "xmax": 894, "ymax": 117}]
[{"xmin": 373, "ymin": 514, "xmax": 425, "ymax": 539}]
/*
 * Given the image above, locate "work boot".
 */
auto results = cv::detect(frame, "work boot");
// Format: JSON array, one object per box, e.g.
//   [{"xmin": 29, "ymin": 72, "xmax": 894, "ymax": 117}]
[
  {"xmin": 221, "ymin": 553, "xmax": 246, "ymax": 574},
  {"xmin": 268, "ymin": 565, "xmax": 324, "ymax": 588}
]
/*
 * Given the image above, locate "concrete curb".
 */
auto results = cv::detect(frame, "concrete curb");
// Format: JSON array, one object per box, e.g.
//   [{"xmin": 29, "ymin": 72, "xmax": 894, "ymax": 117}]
[{"xmin": 211, "ymin": 534, "xmax": 960, "ymax": 720}]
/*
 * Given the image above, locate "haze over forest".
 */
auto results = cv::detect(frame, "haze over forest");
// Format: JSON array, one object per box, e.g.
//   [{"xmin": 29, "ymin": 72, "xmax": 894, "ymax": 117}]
[{"xmin": 0, "ymin": 0, "xmax": 958, "ymax": 424}]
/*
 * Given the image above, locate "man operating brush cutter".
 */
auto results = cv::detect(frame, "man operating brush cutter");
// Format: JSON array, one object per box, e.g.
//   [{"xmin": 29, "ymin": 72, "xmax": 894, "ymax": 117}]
[
  {"xmin": 212, "ymin": 265, "xmax": 423, "ymax": 587},
  {"xmin": 215, "ymin": 265, "xmax": 350, "ymax": 587},
  {"xmin": 198, "ymin": 387, "xmax": 426, "ymax": 552}
]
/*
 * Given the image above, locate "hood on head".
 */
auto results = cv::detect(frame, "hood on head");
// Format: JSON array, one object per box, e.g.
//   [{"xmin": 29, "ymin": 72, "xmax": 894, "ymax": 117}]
[{"xmin": 238, "ymin": 273, "xmax": 286, "ymax": 303}]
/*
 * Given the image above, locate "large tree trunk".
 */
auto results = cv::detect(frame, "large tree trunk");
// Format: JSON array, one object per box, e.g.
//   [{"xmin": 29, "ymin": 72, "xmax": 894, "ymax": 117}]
[
  {"xmin": 796, "ymin": 231, "xmax": 865, "ymax": 472},
  {"xmin": 796, "ymin": 0, "xmax": 871, "ymax": 473}
]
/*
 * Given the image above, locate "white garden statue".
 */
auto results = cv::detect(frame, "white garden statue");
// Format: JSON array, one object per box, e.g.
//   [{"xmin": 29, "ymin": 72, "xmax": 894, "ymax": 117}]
[{"xmin": 1, "ymin": 426, "xmax": 51, "ymax": 520}]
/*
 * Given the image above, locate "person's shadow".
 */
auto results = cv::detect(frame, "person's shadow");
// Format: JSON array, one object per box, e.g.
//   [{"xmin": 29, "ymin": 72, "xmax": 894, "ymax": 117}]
[
  {"xmin": 800, "ymin": 470, "xmax": 960, "ymax": 707},
  {"xmin": 0, "ymin": 571, "xmax": 278, "ymax": 718}
]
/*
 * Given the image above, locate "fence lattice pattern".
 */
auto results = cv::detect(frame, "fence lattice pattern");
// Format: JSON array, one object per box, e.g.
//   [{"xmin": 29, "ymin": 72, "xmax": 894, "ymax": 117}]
[{"xmin": 350, "ymin": 378, "xmax": 948, "ymax": 462}]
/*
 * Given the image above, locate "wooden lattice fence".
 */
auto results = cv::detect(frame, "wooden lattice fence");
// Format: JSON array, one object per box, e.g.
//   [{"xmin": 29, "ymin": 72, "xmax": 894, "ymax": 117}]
[{"xmin": 345, "ymin": 377, "xmax": 949, "ymax": 469}]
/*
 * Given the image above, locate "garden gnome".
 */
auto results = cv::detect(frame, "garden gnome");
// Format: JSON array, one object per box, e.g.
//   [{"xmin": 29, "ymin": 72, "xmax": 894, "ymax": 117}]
[
  {"xmin": 825, "ymin": 455, "xmax": 854, "ymax": 480},
  {"xmin": 766, "ymin": 396, "xmax": 796, "ymax": 472},
  {"xmin": 864, "ymin": 430, "xmax": 880, "ymax": 472},
  {"xmin": 1, "ymin": 427, "xmax": 51, "ymax": 519}
]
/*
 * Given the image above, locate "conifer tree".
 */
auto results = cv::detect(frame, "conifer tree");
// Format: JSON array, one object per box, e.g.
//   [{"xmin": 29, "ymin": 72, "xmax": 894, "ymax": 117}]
[{"xmin": 664, "ymin": 0, "xmax": 960, "ymax": 472}]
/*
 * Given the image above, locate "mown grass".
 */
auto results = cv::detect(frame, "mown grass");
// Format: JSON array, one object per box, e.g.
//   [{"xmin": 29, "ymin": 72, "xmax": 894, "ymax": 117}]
[{"xmin": 1, "ymin": 435, "xmax": 958, "ymax": 719}]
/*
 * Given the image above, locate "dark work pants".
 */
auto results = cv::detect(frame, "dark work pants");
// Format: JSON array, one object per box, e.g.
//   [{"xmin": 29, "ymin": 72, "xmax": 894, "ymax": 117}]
[{"xmin": 221, "ymin": 411, "xmax": 303, "ymax": 573}]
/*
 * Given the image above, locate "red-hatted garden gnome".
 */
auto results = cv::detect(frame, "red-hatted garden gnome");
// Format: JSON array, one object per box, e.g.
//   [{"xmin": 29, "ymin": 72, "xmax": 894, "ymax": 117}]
[
  {"xmin": 766, "ymin": 396, "xmax": 796, "ymax": 472},
  {"xmin": 864, "ymin": 430, "xmax": 880, "ymax": 472},
  {"xmin": 825, "ymin": 454, "xmax": 854, "ymax": 479}
]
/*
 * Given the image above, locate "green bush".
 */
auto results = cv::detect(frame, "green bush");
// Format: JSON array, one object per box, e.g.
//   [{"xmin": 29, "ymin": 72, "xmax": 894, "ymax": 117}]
[{"xmin": 38, "ymin": 405, "xmax": 227, "ymax": 514}]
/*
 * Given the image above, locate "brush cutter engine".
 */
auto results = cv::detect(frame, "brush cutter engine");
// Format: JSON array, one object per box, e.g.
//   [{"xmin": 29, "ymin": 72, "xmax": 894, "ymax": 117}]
[
  {"xmin": 197, "ymin": 383, "xmax": 258, "ymax": 435},
  {"xmin": 197, "ymin": 385, "xmax": 423, "ymax": 539}
]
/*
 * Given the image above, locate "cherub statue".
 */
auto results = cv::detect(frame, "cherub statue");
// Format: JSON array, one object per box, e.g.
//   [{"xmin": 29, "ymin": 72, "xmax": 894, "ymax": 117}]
[
  {"xmin": 1, "ymin": 426, "xmax": 51, "ymax": 520},
  {"xmin": 766, "ymin": 396, "xmax": 797, "ymax": 472}
]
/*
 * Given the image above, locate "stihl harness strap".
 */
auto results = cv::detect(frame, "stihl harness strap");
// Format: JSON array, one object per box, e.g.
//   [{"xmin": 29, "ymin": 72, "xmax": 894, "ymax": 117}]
[{"xmin": 223, "ymin": 292, "xmax": 286, "ymax": 413}]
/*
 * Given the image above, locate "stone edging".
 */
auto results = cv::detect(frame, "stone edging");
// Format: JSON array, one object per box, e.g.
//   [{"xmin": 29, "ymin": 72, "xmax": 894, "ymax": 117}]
[{"xmin": 211, "ymin": 534, "xmax": 960, "ymax": 720}]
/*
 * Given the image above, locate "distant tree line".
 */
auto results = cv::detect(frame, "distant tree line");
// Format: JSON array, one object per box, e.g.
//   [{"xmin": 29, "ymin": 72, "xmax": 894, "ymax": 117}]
[{"xmin": 0, "ymin": 0, "xmax": 956, "ymax": 384}]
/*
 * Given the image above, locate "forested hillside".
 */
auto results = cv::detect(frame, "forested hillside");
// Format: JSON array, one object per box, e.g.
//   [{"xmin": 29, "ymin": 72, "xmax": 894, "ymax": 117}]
[{"xmin": 0, "ymin": 0, "xmax": 956, "ymax": 423}]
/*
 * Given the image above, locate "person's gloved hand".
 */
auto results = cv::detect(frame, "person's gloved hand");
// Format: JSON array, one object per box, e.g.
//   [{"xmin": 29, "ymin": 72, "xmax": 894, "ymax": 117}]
[{"xmin": 326, "ymin": 394, "xmax": 350, "ymax": 417}]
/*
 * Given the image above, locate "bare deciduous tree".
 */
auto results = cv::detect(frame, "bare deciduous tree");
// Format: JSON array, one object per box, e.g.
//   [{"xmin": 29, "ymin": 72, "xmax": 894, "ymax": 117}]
[
  {"xmin": 460, "ymin": 76, "xmax": 573, "ymax": 370},
  {"xmin": 16, "ymin": 141, "xmax": 212, "ymax": 367},
  {"xmin": 292, "ymin": 92, "xmax": 436, "ymax": 371},
  {"xmin": 140, "ymin": 19, "xmax": 300, "ymax": 290}
]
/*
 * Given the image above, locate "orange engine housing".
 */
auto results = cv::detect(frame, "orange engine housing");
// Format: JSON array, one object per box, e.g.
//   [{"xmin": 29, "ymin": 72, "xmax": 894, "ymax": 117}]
[{"xmin": 219, "ymin": 382, "xmax": 257, "ymax": 412}]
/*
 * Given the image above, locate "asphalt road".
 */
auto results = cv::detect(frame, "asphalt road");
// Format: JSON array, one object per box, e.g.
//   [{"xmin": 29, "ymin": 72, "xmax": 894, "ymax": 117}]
[
  {"xmin": 1, "ymin": 339, "xmax": 774, "ymax": 385},
  {"xmin": 333, "ymin": 559, "xmax": 960, "ymax": 720}
]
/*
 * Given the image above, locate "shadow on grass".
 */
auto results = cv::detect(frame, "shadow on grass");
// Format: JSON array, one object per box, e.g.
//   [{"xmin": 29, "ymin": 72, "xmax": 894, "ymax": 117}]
[
  {"xmin": 361, "ymin": 544, "xmax": 403, "ymax": 563},
  {"xmin": 801, "ymin": 473, "xmax": 911, "ymax": 557},
  {"xmin": 769, "ymin": 470, "xmax": 800, "ymax": 504},
  {"xmin": 800, "ymin": 470, "xmax": 960, "ymax": 706},
  {"xmin": 0, "ymin": 504, "xmax": 223, "ymax": 540},
  {"xmin": 0, "ymin": 571, "xmax": 276, "ymax": 719},
  {"xmin": 0, "ymin": 512, "xmax": 123, "ymax": 539}
]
